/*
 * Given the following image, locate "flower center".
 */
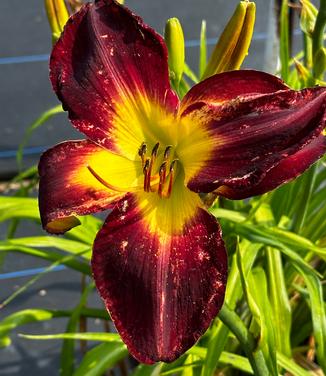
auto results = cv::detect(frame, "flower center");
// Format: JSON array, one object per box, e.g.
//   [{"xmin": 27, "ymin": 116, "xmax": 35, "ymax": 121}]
[{"xmin": 138, "ymin": 141, "xmax": 178, "ymax": 199}]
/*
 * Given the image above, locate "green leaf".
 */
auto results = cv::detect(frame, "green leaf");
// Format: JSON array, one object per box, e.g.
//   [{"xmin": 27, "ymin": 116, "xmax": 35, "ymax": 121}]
[
  {"xmin": 209, "ymin": 207, "xmax": 247, "ymax": 223},
  {"xmin": 73, "ymin": 342, "xmax": 128, "ymax": 376},
  {"xmin": 249, "ymin": 268, "xmax": 278, "ymax": 375},
  {"xmin": 8, "ymin": 237, "xmax": 91, "ymax": 259},
  {"xmin": 131, "ymin": 363, "xmax": 162, "ymax": 376},
  {"xmin": 235, "ymin": 224, "xmax": 322, "ymax": 276},
  {"xmin": 293, "ymin": 264, "xmax": 326, "ymax": 372},
  {"xmin": 237, "ymin": 244, "xmax": 278, "ymax": 375},
  {"xmin": 60, "ymin": 283, "xmax": 94, "ymax": 376},
  {"xmin": 292, "ymin": 164, "xmax": 318, "ymax": 233},
  {"xmin": 0, "ymin": 308, "xmax": 107, "ymax": 347},
  {"xmin": 276, "ymin": 352, "xmax": 311, "ymax": 376},
  {"xmin": 0, "ymin": 196, "xmax": 100, "ymax": 244},
  {"xmin": 183, "ymin": 63, "xmax": 199, "ymax": 84},
  {"xmin": 16, "ymin": 105, "xmax": 63, "ymax": 170},
  {"xmin": 0, "ymin": 196, "xmax": 40, "ymax": 222},
  {"xmin": 218, "ymin": 304, "xmax": 270, "ymax": 376},
  {"xmin": 19, "ymin": 332, "xmax": 121, "ymax": 342},
  {"xmin": 0, "ymin": 243, "xmax": 91, "ymax": 275},
  {"xmin": 266, "ymin": 247, "xmax": 292, "ymax": 357},
  {"xmin": 201, "ymin": 241, "xmax": 261, "ymax": 376}
]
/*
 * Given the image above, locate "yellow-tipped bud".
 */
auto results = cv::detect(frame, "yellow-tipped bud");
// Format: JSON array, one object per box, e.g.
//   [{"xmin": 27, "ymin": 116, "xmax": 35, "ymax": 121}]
[
  {"xmin": 294, "ymin": 59, "xmax": 311, "ymax": 86},
  {"xmin": 164, "ymin": 18, "xmax": 185, "ymax": 89},
  {"xmin": 202, "ymin": 1, "xmax": 256, "ymax": 80},
  {"xmin": 313, "ymin": 47, "xmax": 326, "ymax": 79},
  {"xmin": 44, "ymin": 0, "xmax": 70, "ymax": 43},
  {"xmin": 300, "ymin": 0, "xmax": 317, "ymax": 37}
]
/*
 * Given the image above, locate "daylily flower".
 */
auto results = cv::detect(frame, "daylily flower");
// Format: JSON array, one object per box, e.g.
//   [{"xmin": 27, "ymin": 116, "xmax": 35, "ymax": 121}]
[{"xmin": 38, "ymin": 0, "xmax": 326, "ymax": 364}]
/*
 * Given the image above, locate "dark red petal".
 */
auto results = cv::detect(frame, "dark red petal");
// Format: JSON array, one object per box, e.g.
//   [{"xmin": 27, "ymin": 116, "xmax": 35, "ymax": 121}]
[
  {"xmin": 38, "ymin": 140, "xmax": 128, "ymax": 234},
  {"xmin": 50, "ymin": 0, "xmax": 178, "ymax": 154},
  {"xmin": 216, "ymin": 134, "xmax": 326, "ymax": 199},
  {"xmin": 92, "ymin": 193, "xmax": 227, "ymax": 364},
  {"xmin": 184, "ymin": 86, "xmax": 326, "ymax": 193},
  {"xmin": 180, "ymin": 70, "xmax": 288, "ymax": 116}
]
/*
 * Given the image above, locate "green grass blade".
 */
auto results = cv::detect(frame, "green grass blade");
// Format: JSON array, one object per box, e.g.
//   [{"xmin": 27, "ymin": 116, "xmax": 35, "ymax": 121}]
[
  {"xmin": 183, "ymin": 63, "xmax": 199, "ymax": 83},
  {"xmin": 199, "ymin": 20, "xmax": 207, "ymax": 78},
  {"xmin": 235, "ymin": 224, "xmax": 322, "ymax": 276},
  {"xmin": 73, "ymin": 342, "xmax": 128, "ymax": 376},
  {"xmin": 20, "ymin": 332, "xmax": 121, "ymax": 342},
  {"xmin": 237, "ymin": 243, "xmax": 278, "ymax": 375},
  {"xmin": 0, "ymin": 196, "xmax": 40, "ymax": 222},
  {"xmin": 292, "ymin": 164, "xmax": 318, "ymax": 233},
  {"xmin": 218, "ymin": 304, "xmax": 270, "ymax": 376},
  {"xmin": 280, "ymin": 0, "xmax": 290, "ymax": 82},
  {"xmin": 209, "ymin": 207, "xmax": 247, "ymax": 223},
  {"xmin": 0, "ymin": 243, "xmax": 91, "ymax": 275},
  {"xmin": 60, "ymin": 283, "xmax": 94, "ymax": 376},
  {"xmin": 0, "ymin": 308, "xmax": 107, "ymax": 347},
  {"xmin": 16, "ymin": 105, "xmax": 63, "ymax": 170},
  {"xmin": 201, "ymin": 241, "xmax": 261, "ymax": 376},
  {"xmin": 293, "ymin": 264, "xmax": 326, "ymax": 372},
  {"xmin": 1, "ymin": 250, "xmax": 90, "ymax": 308},
  {"xmin": 276, "ymin": 352, "xmax": 311, "ymax": 376},
  {"xmin": 8, "ymin": 237, "xmax": 91, "ymax": 259},
  {"xmin": 266, "ymin": 247, "xmax": 292, "ymax": 357}
]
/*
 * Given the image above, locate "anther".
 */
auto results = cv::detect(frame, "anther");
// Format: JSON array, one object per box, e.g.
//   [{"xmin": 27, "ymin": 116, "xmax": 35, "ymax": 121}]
[
  {"xmin": 158, "ymin": 161, "xmax": 167, "ymax": 197},
  {"xmin": 143, "ymin": 158, "xmax": 150, "ymax": 192},
  {"xmin": 138, "ymin": 142, "xmax": 147, "ymax": 168},
  {"xmin": 164, "ymin": 145, "xmax": 172, "ymax": 160},
  {"xmin": 152, "ymin": 142, "xmax": 160, "ymax": 157},
  {"xmin": 167, "ymin": 159, "xmax": 178, "ymax": 198},
  {"xmin": 146, "ymin": 142, "xmax": 160, "ymax": 192},
  {"xmin": 169, "ymin": 159, "xmax": 178, "ymax": 172}
]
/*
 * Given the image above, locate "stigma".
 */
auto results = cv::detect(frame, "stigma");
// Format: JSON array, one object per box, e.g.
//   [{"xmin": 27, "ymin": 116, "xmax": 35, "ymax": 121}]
[{"xmin": 138, "ymin": 142, "xmax": 178, "ymax": 198}]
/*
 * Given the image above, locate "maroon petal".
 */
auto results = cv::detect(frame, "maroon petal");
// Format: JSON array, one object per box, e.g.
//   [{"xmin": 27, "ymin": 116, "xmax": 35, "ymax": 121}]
[
  {"xmin": 38, "ymin": 140, "xmax": 139, "ymax": 234},
  {"xmin": 180, "ymin": 70, "xmax": 288, "ymax": 116},
  {"xmin": 92, "ymin": 192, "xmax": 227, "ymax": 364},
  {"xmin": 180, "ymin": 81, "xmax": 326, "ymax": 193},
  {"xmin": 216, "ymin": 134, "xmax": 326, "ymax": 199},
  {"xmin": 50, "ymin": 0, "xmax": 178, "ymax": 156}
]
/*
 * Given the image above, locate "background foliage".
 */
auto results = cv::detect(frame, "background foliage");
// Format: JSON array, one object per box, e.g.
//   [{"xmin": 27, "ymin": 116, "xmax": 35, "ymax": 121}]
[{"xmin": 0, "ymin": 0, "xmax": 325, "ymax": 375}]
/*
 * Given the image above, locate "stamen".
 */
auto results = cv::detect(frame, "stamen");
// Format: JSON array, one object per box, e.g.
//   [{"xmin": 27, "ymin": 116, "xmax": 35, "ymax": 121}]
[
  {"xmin": 158, "ymin": 161, "xmax": 167, "ymax": 197},
  {"xmin": 166, "ymin": 159, "xmax": 178, "ymax": 198},
  {"xmin": 146, "ymin": 142, "xmax": 160, "ymax": 192},
  {"xmin": 152, "ymin": 142, "xmax": 160, "ymax": 157},
  {"xmin": 143, "ymin": 158, "xmax": 150, "ymax": 192},
  {"xmin": 163, "ymin": 145, "xmax": 172, "ymax": 160},
  {"xmin": 138, "ymin": 142, "xmax": 147, "ymax": 168}
]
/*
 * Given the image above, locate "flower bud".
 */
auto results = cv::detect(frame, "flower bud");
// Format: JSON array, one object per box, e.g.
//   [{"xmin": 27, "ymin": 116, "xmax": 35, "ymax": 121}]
[
  {"xmin": 65, "ymin": 0, "xmax": 83, "ymax": 13},
  {"xmin": 44, "ymin": 0, "xmax": 69, "ymax": 43},
  {"xmin": 300, "ymin": 0, "xmax": 317, "ymax": 37},
  {"xmin": 202, "ymin": 1, "xmax": 255, "ymax": 80},
  {"xmin": 164, "ymin": 18, "xmax": 185, "ymax": 89},
  {"xmin": 313, "ymin": 47, "xmax": 326, "ymax": 79},
  {"xmin": 294, "ymin": 59, "xmax": 313, "ymax": 87}
]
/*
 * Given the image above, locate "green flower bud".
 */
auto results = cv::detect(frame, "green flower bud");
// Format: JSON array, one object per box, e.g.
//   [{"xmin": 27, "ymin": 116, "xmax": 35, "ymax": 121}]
[
  {"xmin": 44, "ymin": 0, "xmax": 69, "ymax": 43},
  {"xmin": 202, "ymin": 1, "xmax": 256, "ymax": 80},
  {"xmin": 294, "ymin": 59, "xmax": 314, "ymax": 87},
  {"xmin": 164, "ymin": 18, "xmax": 185, "ymax": 89},
  {"xmin": 300, "ymin": 0, "xmax": 318, "ymax": 37}
]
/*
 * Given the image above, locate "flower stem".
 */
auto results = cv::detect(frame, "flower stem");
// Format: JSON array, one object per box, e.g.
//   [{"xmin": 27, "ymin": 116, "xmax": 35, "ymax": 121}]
[
  {"xmin": 218, "ymin": 304, "xmax": 269, "ymax": 376},
  {"xmin": 312, "ymin": 0, "xmax": 326, "ymax": 75}
]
